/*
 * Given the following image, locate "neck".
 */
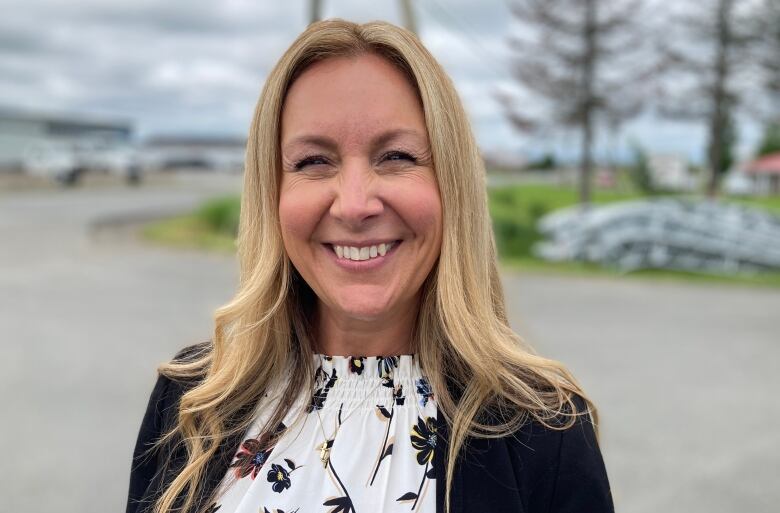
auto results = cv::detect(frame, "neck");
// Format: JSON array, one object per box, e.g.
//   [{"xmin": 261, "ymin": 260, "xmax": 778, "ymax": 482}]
[{"xmin": 313, "ymin": 298, "xmax": 418, "ymax": 356}]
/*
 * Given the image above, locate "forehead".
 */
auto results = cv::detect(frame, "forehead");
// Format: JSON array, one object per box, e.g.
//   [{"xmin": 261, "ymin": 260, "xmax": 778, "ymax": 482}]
[{"xmin": 280, "ymin": 53, "xmax": 427, "ymax": 149}]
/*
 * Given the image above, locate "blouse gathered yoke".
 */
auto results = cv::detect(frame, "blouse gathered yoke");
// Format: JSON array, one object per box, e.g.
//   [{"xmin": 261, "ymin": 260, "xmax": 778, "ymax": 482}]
[{"xmin": 126, "ymin": 343, "xmax": 615, "ymax": 513}]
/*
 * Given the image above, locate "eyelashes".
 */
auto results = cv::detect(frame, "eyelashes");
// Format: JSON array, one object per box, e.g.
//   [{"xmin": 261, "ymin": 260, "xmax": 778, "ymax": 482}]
[
  {"xmin": 292, "ymin": 150, "xmax": 418, "ymax": 171},
  {"xmin": 293, "ymin": 155, "xmax": 327, "ymax": 170}
]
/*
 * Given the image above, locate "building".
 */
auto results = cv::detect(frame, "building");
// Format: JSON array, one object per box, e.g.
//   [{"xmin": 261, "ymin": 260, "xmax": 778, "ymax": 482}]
[
  {"xmin": 0, "ymin": 106, "xmax": 133, "ymax": 176},
  {"xmin": 142, "ymin": 135, "xmax": 246, "ymax": 173},
  {"xmin": 743, "ymin": 152, "xmax": 780, "ymax": 195},
  {"xmin": 647, "ymin": 153, "xmax": 698, "ymax": 191}
]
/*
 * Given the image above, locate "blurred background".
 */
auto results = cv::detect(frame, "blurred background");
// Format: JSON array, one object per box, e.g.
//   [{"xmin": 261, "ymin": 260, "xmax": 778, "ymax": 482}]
[{"xmin": 1, "ymin": 0, "xmax": 778, "ymax": 511}]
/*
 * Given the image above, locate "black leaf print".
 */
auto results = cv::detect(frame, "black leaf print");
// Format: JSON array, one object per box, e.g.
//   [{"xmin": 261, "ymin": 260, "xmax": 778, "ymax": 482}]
[
  {"xmin": 415, "ymin": 377, "xmax": 434, "ymax": 408},
  {"xmin": 377, "ymin": 356, "xmax": 399, "ymax": 379},
  {"xmin": 370, "ymin": 401, "xmax": 396, "ymax": 486},
  {"xmin": 307, "ymin": 367, "xmax": 338, "ymax": 412},
  {"xmin": 394, "ymin": 383, "xmax": 405, "ymax": 405},
  {"xmin": 284, "ymin": 458, "xmax": 296, "ymax": 470},
  {"xmin": 323, "ymin": 455, "xmax": 355, "ymax": 512},
  {"xmin": 382, "ymin": 442, "xmax": 394, "ymax": 460},
  {"xmin": 263, "ymin": 509, "xmax": 300, "ymax": 513},
  {"xmin": 314, "ymin": 362, "xmax": 326, "ymax": 383},
  {"xmin": 323, "ymin": 496, "xmax": 354, "ymax": 513},
  {"xmin": 396, "ymin": 492, "xmax": 418, "ymax": 503}
]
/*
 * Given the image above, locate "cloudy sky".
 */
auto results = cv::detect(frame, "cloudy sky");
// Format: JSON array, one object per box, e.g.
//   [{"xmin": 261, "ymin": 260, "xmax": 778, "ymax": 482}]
[{"xmin": 0, "ymin": 0, "xmax": 763, "ymax": 163}]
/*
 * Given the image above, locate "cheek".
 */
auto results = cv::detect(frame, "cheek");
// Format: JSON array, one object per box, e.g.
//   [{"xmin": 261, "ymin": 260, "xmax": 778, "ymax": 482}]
[
  {"xmin": 388, "ymin": 174, "xmax": 443, "ymax": 250},
  {"xmin": 394, "ymin": 177, "xmax": 442, "ymax": 244},
  {"xmin": 278, "ymin": 182, "xmax": 327, "ymax": 248}
]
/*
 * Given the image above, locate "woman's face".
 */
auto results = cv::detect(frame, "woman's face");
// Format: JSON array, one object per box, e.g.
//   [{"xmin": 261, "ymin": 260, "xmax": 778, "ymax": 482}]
[{"xmin": 279, "ymin": 53, "xmax": 442, "ymax": 324}]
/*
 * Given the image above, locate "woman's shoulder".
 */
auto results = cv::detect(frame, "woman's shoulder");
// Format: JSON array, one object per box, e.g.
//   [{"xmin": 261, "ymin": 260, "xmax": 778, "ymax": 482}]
[
  {"xmin": 450, "ymin": 394, "xmax": 613, "ymax": 511},
  {"xmin": 163, "ymin": 340, "xmax": 213, "ymax": 387},
  {"xmin": 503, "ymin": 394, "xmax": 614, "ymax": 511},
  {"xmin": 127, "ymin": 341, "xmax": 213, "ymax": 513},
  {"xmin": 509, "ymin": 393, "xmax": 599, "ymax": 452},
  {"xmin": 139, "ymin": 341, "xmax": 213, "ymax": 432},
  {"xmin": 171, "ymin": 340, "xmax": 213, "ymax": 365}
]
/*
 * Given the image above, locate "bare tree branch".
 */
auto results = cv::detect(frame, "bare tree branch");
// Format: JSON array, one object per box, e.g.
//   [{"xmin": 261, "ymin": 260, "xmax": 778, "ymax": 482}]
[{"xmin": 503, "ymin": 0, "xmax": 653, "ymax": 204}]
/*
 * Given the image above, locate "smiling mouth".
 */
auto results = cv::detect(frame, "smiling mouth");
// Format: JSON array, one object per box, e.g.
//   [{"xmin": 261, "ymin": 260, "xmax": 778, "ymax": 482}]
[{"xmin": 326, "ymin": 240, "xmax": 402, "ymax": 261}]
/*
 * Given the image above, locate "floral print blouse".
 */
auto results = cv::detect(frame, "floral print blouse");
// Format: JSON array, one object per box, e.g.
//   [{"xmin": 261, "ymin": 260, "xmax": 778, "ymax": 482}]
[{"xmin": 208, "ymin": 354, "xmax": 438, "ymax": 513}]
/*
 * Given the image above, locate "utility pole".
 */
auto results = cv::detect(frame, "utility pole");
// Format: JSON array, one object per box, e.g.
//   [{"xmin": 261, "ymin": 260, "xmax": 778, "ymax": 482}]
[
  {"xmin": 399, "ymin": 0, "xmax": 418, "ymax": 34},
  {"xmin": 308, "ymin": 0, "xmax": 417, "ymax": 35},
  {"xmin": 309, "ymin": 0, "xmax": 322, "ymax": 24}
]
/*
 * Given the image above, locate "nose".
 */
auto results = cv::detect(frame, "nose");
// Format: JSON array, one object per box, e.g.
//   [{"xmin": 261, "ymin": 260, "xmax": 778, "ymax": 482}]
[{"xmin": 330, "ymin": 158, "xmax": 383, "ymax": 228}]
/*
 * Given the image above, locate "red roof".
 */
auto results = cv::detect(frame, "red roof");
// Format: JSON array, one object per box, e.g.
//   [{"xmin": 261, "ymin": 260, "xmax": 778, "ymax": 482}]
[{"xmin": 746, "ymin": 152, "xmax": 780, "ymax": 175}]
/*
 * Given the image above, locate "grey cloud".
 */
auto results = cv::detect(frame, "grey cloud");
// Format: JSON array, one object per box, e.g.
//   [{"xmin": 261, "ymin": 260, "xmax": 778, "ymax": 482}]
[{"xmin": 0, "ymin": 0, "xmax": 732, "ymax": 157}]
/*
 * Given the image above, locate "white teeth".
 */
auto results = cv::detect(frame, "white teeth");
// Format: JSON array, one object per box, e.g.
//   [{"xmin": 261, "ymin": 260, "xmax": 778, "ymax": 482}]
[{"xmin": 332, "ymin": 241, "xmax": 396, "ymax": 261}]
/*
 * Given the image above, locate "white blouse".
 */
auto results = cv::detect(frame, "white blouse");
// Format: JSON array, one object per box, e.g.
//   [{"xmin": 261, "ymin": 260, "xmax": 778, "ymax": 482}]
[{"xmin": 209, "ymin": 354, "xmax": 439, "ymax": 513}]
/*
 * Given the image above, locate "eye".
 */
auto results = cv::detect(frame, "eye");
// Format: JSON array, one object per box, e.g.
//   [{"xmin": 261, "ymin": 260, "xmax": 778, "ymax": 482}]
[
  {"xmin": 381, "ymin": 151, "xmax": 417, "ymax": 164},
  {"xmin": 293, "ymin": 155, "xmax": 328, "ymax": 170}
]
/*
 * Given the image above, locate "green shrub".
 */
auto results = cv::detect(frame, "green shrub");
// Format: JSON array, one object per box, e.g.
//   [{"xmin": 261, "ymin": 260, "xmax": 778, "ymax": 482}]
[
  {"xmin": 196, "ymin": 195, "xmax": 241, "ymax": 236},
  {"xmin": 491, "ymin": 214, "xmax": 542, "ymax": 258}
]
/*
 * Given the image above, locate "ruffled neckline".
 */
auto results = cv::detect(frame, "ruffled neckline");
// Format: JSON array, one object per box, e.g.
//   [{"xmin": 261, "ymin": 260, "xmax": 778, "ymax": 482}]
[
  {"xmin": 313, "ymin": 353, "xmax": 421, "ymax": 381},
  {"xmin": 309, "ymin": 353, "xmax": 434, "ymax": 411}
]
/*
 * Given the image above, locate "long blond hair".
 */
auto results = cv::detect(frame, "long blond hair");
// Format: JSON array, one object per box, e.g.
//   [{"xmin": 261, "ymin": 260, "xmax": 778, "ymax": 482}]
[{"xmin": 151, "ymin": 18, "xmax": 596, "ymax": 513}]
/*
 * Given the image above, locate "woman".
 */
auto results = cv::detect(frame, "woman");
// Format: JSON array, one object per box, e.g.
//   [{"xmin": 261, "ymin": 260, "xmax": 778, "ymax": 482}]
[{"xmin": 127, "ymin": 19, "xmax": 614, "ymax": 513}]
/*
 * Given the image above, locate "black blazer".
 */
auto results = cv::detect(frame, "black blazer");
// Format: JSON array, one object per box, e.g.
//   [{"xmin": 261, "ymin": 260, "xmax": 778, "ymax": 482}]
[{"xmin": 126, "ymin": 345, "xmax": 614, "ymax": 513}]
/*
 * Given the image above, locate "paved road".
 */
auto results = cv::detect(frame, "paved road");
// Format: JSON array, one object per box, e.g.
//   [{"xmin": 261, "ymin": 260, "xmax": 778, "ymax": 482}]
[{"xmin": 1, "ymin": 178, "xmax": 777, "ymax": 513}]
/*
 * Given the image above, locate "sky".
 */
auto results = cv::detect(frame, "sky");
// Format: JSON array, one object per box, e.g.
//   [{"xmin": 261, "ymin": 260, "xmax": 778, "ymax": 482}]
[{"xmin": 0, "ymin": 0, "xmax": 766, "ymax": 165}]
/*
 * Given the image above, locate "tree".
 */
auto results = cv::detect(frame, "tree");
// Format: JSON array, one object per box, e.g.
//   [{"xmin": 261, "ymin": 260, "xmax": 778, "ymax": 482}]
[
  {"xmin": 627, "ymin": 141, "xmax": 655, "ymax": 195},
  {"xmin": 658, "ymin": 0, "xmax": 754, "ymax": 196},
  {"xmin": 753, "ymin": 0, "xmax": 780, "ymax": 156},
  {"xmin": 757, "ymin": 122, "xmax": 780, "ymax": 156},
  {"xmin": 501, "ymin": 0, "xmax": 653, "ymax": 206},
  {"xmin": 524, "ymin": 152, "xmax": 557, "ymax": 171}
]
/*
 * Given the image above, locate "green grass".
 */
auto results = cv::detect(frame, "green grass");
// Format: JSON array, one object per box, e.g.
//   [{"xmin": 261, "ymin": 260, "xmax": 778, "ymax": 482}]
[
  {"xmin": 499, "ymin": 257, "xmax": 780, "ymax": 288},
  {"xmin": 140, "ymin": 184, "xmax": 780, "ymax": 287},
  {"xmin": 141, "ymin": 195, "xmax": 241, "ymax": 252},
  {"xmin": 488, "ymin": 184, "xmax": 643, "ymax": 259},
  {"xmin": 728, "ymin": 195, "xmax": 780, "ymax": 214},
  {"xmin": 142, "ymin": 214, "xmax": 237, "ymax": 252}
]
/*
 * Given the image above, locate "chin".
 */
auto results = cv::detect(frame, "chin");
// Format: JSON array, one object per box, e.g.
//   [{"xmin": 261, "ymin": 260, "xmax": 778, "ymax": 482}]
[{"xmin": 336, "ymin": 295, "xmax": 394, "ymax": 321}]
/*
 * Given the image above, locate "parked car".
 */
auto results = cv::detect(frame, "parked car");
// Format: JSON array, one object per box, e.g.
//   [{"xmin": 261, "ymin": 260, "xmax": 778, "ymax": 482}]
[{"xmin": 22, "ymin": 137, "xmax": 142, "ymax": 186}]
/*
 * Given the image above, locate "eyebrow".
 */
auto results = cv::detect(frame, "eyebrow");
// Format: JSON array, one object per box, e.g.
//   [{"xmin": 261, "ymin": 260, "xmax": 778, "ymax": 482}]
[{"xmin": 282, "ymin": 128, "xmax": 427, "ymax": 153}]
